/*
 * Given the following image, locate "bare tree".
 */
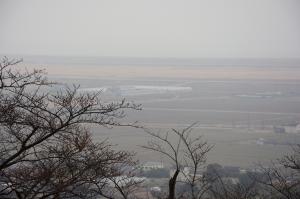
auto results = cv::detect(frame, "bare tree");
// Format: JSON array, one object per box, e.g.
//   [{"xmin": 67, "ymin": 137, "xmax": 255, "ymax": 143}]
[
  {"xmin": 97, "ymin": 157, "xmax": 145, "ymax": 199},
  {"xmin": 0, "ymin": 57, "xmax": 141, "ymax": 199},
  {"xmin": 280, "ymin": 144, "xmax": 300, "ymax": 171},
  {"xmin": 206, "ymin": 168, "xmax": 260, "ymax": 199},
  {"xmin": 142, "ymin": 124, "xmax": 213, "ymax": 199},
  {"xmin": 252, "ymin": 145, "xmax": 300, "ymax": 199}
]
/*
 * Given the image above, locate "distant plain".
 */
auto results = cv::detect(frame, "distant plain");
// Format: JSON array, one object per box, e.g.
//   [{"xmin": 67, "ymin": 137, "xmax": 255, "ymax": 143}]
[{"xmin": 22, "ymin": 62, "xmax": 300, "ymax": 168}]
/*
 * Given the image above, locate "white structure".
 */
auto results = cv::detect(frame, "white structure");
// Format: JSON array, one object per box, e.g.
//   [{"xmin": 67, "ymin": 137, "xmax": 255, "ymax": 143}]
[
  {"xmin": 141, "ymin": 162, "xmax": 164, "ymax": 171},
  {"xmin": 169, "ymin": 167, "xmax": 199, "ymax": 182},
  {"xmin": 150, "ymin": 186, "xmax": 161, "ymax": 192},
  {"xmin": 256, "ymin": 138, "xmax": 265, "ymax": 145},
  {"xmin": 296, "ymin": 124, "xmax": 300, "ymax": 133}
]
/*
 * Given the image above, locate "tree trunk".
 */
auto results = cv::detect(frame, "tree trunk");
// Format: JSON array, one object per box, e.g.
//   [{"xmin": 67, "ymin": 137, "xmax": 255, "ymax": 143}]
[{"xmin": 168, "ymin": 169, "xmax": 179, "ymax": 199}]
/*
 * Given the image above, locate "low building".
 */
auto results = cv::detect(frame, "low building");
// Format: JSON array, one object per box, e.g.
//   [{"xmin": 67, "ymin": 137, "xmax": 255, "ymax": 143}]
[
  {"xmin": 169, "ymin": 167, "xmax": 202, "ymax": 182},
  {"xmin": 296, "ymin": 124, "xmax": 300, "ymax": 133},
  {"xmin": 141, "ymin": 161, "xmax": 164, "ymax": 171}
]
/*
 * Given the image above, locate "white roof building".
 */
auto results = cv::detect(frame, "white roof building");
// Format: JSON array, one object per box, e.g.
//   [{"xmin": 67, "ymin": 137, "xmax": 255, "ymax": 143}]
[{"xmin": 141, "ymin": 161, "xmax": 164, "ymax": 170}]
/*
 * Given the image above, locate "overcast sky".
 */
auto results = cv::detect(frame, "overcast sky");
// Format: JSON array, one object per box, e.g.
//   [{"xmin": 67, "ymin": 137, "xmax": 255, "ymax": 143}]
[{"xmin": 0, "ymin": 0, "xmax": 299, "ymax": 58}]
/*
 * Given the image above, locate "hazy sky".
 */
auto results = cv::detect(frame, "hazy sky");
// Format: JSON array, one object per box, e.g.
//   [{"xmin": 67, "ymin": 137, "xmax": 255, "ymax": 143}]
[{"xmin": 0, "ymin": 0, "xmax": 299, "ymax": 58}]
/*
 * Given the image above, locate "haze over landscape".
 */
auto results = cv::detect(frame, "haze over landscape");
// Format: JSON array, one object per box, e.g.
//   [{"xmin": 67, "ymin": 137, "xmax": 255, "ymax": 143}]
[
  {"xmin": 1, "ymin": 0, "xmax": 300, "ymax": 198},
  {"xmin": 14, "ymin": 56, "xmax": 300, "ymax": 167},
  {"xmin": 1, "ymin": 0, "xmax": 300, "ymax": 166}
]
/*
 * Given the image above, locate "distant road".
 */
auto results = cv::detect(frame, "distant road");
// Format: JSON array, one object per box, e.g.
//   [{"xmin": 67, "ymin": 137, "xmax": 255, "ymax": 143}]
[{"xmin": 143, "ymin": 107, "xmax": 300, "ymax": 116}]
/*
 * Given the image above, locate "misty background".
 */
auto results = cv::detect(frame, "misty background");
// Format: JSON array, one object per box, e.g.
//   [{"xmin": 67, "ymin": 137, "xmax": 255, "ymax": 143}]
[
  {"xmin": 0, "ymin": 0, "xmax": 300, "ymax": 58},
  {"xmin": 1, "ymin": 0, "xmax": 300, "ymax": 168}
]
